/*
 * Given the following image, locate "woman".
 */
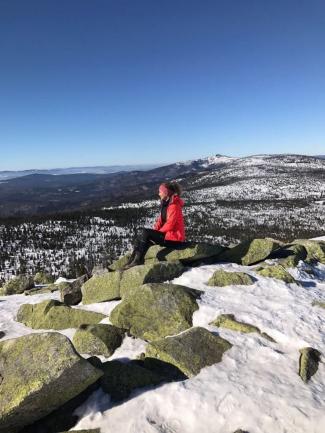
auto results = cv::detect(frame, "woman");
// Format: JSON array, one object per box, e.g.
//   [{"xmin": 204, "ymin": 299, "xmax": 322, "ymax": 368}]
[{"xmin": 123, "ymin": 181, "xmax": 186, "ymax": 269}]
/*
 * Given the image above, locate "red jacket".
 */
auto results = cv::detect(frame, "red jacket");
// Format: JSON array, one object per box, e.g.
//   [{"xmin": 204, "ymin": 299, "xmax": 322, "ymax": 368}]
[{"xmin": 153, "ymin": 194, "xmax": 186, "ymax": 241}]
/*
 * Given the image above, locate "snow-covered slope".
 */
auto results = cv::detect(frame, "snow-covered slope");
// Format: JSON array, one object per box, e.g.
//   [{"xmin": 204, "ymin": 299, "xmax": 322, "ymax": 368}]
[{"xmin": 1, "ymin": 260, "xmax": 324, "ymax": 433}]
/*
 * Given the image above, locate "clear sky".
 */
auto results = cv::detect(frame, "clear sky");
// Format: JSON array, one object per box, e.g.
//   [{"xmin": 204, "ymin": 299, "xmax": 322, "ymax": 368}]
[{"xmin": 0, "ymin": 0, "xmax": 324, "ymax": 170}]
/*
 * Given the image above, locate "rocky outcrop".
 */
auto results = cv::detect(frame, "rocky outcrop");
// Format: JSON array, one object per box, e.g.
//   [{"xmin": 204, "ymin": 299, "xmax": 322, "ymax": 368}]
[
  {"xmin": 60, "ymin": 274, "xmax": 88, "ymax": 306},
  {"xmin": 17, "ymin": 299, "xmax": 106, "ymax": 330},
  {"xmin": 217, "ymin": 238, "xmax": 281, "ymax": 265},
  {"xmin": 268, "ymin": 243, "xmax": 307, "ymax": 268},
  {"xmin": 33, "ymin": 271, "xmax": 55, "ymax": 285},
  {"xmin": 255, "ymin": 264, "xmax": 296, "ymax": 283},
  {"xmin": 108, "ymin": 253, "xmax": 132, "ymax": 271},
  {"xmin": 312, "ymin": 300, "xmax": 325, "ymax": 309},
  {"xmin": 2, "ymin": 275, "xmax": 34, "ymax": 295},
  {"xmin": 144, "ymin": 243, "xmax": 226, "ymax": 265},
  {"xmin": 73, "ymin": 324, "xmax": 125, "ymax": 357},
  {"xmin": 0, "ymin": 332, "xmax": 102, "ymax": 433},
  {"xmin": 82, "ymin": 261, "xmax": 185, "ymax": 304},
  {"xmin": 24, "ymin": 283, "xmax": 60, "ymax": 295},
  {"xmin": 145, "ymin": 326, "xmax": 232, "ymax": 377},
  {"xmin": 207, "ymin": 270, "xmax": 255, "ymax": 286},
  {"xmin": 110, "ymin": 283, "xmax": 201, "ymax": 341},
  {"xmin": 298, "ymin": 347, "xmax": 321, "ymax": 382},
  {"xmin": 292, "ymin": 239, "xmax": 325, "ymax": 264},
  {"xmin": 211, "ymin": 314, "xmax": 275, "ymax": 342}
]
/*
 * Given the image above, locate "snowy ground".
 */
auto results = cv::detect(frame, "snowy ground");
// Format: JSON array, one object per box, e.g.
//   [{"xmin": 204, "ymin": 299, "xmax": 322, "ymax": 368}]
[{"xmin": 1, "ymin": 260, "xmax": 325, "ymax": 433}]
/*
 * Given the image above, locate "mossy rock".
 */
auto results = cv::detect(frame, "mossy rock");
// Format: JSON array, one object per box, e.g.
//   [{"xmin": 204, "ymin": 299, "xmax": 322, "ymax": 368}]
[
  {"xmin": 312, "ymin": 300, "xmax": 325, "ymax": 309},
  {"xmin": 110, "ymin": 283, "xmax": 200, "ymax": 341},
  {"xmin": 211, "ymin": 314, "xmax": 275, "ymax": 342},
  {"xmin": 119, "ymin": 261, "xmax": 185, "ymax": 298},
  {"xmin": 24, "ymin": 282, "xmax": 65, "ymax": 296},
  {"xmin": 0, "ymin": 287, "xmax": 5, "ymax": 296},
  {"xmin": 100, "ymin": 360, "xmax": 164, "ymax": 402},
  {"xmin": 207, "ymin": 270, "xmax": 255, "ymax": 287},
  {"xmin": 73, "ymin": 324, "xmax": 125, "ymax": 357},
  {"xmin": 292, "ymin": 239, "xmax": 325, "ymax": 264},
  {"xmin": 108, "ymin": 253, "xmax": 132, "ymax": 271},
  {"xmin": 255, "ymin": 265, "xmax": 296, "ymax": 284},
  {"xmin": 269, "ymin": 243, "xmax": 307, "ymax": 268},
  {"xmin": 81, "ymin": 271, "xmax": 122, "ymax": 304},
  {"xmin": 144, "ymin": 243, "xmax": 226, "ymax": 266},
  {"xmin": 146, "ymin": 326, "xmax": 232, "ymax": 377},
  {"xmin": 0, "ymin": 332, "xmax": 103, "ymax": 433},
  {"xmin": 33, "ymin": 271, "xmax": 55, "ymax": 285},
  {"xmin": 16, "ymin": 299, "xmax": 106, "ymax": 330},
  {"xmin": 217, "ymin": 238, "xmax": 280, "ymax": 265},
  {"xmin": 60, "ymin": 275, "xmax": 88, "ymax": 306},
  {"xmin": 298, "ymin": 347, "xmax": 321, "ymax": 383},
  {"xmin": 3, "ymin": 274, "xmax": 34, "ymax": 295}
]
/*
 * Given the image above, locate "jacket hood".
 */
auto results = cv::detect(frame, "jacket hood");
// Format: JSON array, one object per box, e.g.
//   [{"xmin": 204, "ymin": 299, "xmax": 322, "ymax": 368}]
[{"xmin": 171, "ymin": 194, "xmax": 184, "ymax": 207}]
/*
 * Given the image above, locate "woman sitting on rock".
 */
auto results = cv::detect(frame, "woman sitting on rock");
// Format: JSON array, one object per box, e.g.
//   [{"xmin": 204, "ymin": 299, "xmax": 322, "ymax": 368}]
[{"xmin": 123, "ymin": 181, "xmax": 186, "ymax": 269}]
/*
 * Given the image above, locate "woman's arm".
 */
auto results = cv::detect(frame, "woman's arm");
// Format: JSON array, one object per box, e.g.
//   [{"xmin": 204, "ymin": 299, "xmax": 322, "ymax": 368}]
[{"xmin": 158, "ymin": 205, "xmax": 178, "ymax": 233}]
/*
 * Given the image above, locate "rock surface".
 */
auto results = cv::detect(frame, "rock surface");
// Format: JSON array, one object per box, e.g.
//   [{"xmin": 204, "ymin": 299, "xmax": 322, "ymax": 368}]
[
  {"xmin": 145, "ymin": 326, "xmax": 232, "ymax": 377},
  {"xmin": 255, "ymin": 264, "xmax": 296, "ymax": 283},
  {"xmin": 207, "ymin": 270, "xmax": 255, "ymax": 286},
  {"xmin": 298, "ymin": 347, "xmax": 321, "ymax": 382},
  {"xmin": 81, "ymin": 271, "xmax": 123, "ymax": 304},
  {"xmin": 269, "ymin": 243, "xmax": 307, "ymax": 268},
  {"xmin": 293, "ymin": 239, "xmax": 325, "ymax": 264},
  {"xmin": 110, "ymin": 283, "xmax": 200, "ymax": 341},
  {"xmin": 17, "ymin": 299, "xmax": 106, "ymax": 330},
  {"xmin": 60, "ymin": 274, "xmax": 88, "ymax": 306},
  {"xmin": 73, "ymin": 324, "xmax": 124, "ymax": 356},
  {"xmin": 217, "ymin": 238, "xmax": 280, "ymax": 265},
  {"xmin": 33, "ymin": 271, "xmax": 55, "ymax": 285},
  {"xmin": 2, "ymin": 275, "xmax": 34, "ymax": 295},
  {"xmin": 0, "ymin": 332, "xmax": 102, "ymax": 433}
]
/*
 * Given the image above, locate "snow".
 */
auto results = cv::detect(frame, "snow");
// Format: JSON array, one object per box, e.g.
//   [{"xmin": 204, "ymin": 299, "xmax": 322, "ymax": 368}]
[{"xmin": 0, "ymin": 261, "xmax": 324, "ymax": 433}]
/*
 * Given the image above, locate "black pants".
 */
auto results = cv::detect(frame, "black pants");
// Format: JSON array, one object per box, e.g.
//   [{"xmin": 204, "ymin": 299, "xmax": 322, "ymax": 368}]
[{"xmin": 133, "ymin": 228, "xmax": 187, "ymax": 259}]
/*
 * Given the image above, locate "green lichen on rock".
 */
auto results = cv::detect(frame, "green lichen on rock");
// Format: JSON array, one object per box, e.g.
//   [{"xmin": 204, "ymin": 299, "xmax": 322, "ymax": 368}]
[
  {"xmin": 146, "ymin": 326, "xmax": 232, "ymax": 377},
  {"xmin": 3, "ymin": 274, "xmax": 34, "ymax": 295},
  {"xmin": 81, "ymin": 271, "xmax": 122, "ymax": 304},
  {"xmin": 61, "ymin": 275, "xmax": 88, "ymax": 306},
  {"xmin": 73, "ymin": 324, "xmax": 124, "ymax": 357},
  {"xmin": 292, "ymin": 239, "xmax": 325, "ymax": 264},
  {"xmin": 100, "ymin": 360, "xmax": 164, "ymax": 402},
  {"xmin": 108, "ymin": 253, "xmax": 132, "ymax": 271},
  {"xmin": 255, "ymin": 264, "xmax": 296, "ymax": 283},
  {"xmin": 110, "ymin": 283, "xmax": 200, "ymax": 341},
  {"xmin": 16, "ymin": 299, "xmax": 106, "ymax": 330},
  {"xmin": 119, "ymin": 261, "xmax": 185, "ymax": 298},
  {"xmin": 298, "ymin": 347, "xmax": 321, "ymax": 383},
  {"xmin": 207, "ymin": 270, "xmax": 255, "ymax": 287},
  {"xmin": 33, "ymin": 271, "xmax": 55, "ymax": 285},
  {"xmin": 0, "ymin": 332, "xmax": 103, "ymax": 432},
  {"xmin": 217, "ymin": 238, "xmax": 280, "ymax": 265},
  {"xmin": 312, "ymin": 300, "xmax": 325, "ymax": 309},
  {"xmin": 144, "ymin": 243, "xmax": 226, "ymax": 265},
  {"xmin": 210, "ymin": 314, "xmax": 275, "ymax": 342},
  {"xmin": 271, "ymin": 243, "xmax": 307, "ymax": 268}
]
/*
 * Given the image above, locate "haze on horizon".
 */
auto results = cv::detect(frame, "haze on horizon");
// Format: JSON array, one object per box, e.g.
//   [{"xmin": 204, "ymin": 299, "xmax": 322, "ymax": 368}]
[{"xmin": 0, "ymin": 0, "xmax": 324, "ymax": 171}]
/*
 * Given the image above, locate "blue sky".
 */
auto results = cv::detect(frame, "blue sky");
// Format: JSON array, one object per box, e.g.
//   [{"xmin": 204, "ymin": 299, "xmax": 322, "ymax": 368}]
[{"xmin": 0, "ymin": 0, "xmax": 324, "ymax": 170}]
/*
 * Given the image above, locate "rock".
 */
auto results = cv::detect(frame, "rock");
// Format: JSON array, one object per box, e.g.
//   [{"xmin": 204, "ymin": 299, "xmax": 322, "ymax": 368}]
[
  {"xmin": 16, "ymin": 299, "xmax": 106, "ymax": 330},
  {"xmin": 210, "ymin": 314, "xmax": 275, "ymax": 342},
  {"xmin": 207, "ymin": 270, "xmax": 255, "ymax": 286},
  {"xmin": 217, "ymin": 238, "xmax": 280, "ymax": 265},
  {"xmin": 146, "ymin": 327, "xmax": 232, "ymax": 377},
  {"xmin": 100, "ymin": 359, "xmax": 164, "ymax": 402},
  {"xmin": 292, "ymin": 239, "xmax": 325, "ymax": 264},
  {"xmin": 110, "ymin": 283, "xmax": 200, "ymax": 341},
  {"xmin": 268, "ymin": 244, "xmax": 307, "ymax": 268},
  {"xmin": 298, "ymin": 347, "xmax": 321, "ymax": 382},
  {"xmin": 108, "ymin": 253, "xmax": 132, "ymax": 271},
  {"xmin": 233, "ymin": 430, "xmax": 249, "ymax": 433},
  {"xmin": 2, "ymin": 274, "xmax": 34, "ymax": 295},
  {"xmin": 60, "ymin": 274, "xmax": 88, "ymax": 306},
  {"xmin": 255, "ymin": 264, "xmax": 296, "ymax": 284},
  {"xmin": 81, "ymin": 271, "xmax": 123, "ymax": 304},
  {"xmin": 312, "ymin": 300, "xmax": 325, "ymax": 309},
  {"xmin": 0, "ymin": 287, "xmax": 5, "ymax": 296},
  {"xmin": 82, "ymin": 261, "xmax": 185, "ymax": 304},
  {"xmin": 91, "ymin": 264, "xmax": 109, "ymax": 276},
  {"xmin": 0, "ymin": 331, "xmax": 5, "ymax": 339},
  {"xmin": 119, "ymin": 261, "xmax": 185, "ymax": 297},
  {"xmin": 24, "ymin": 284, "xmax": 60, "ymax": 295},
  {"xmin": 73, "ymin": 324, "xmax": 124, "ymax": 357},
  {"xmin": 0, "ymin": 332, "xmax": 103, "ymax": 433},
  {"xmin": 33, "ymin": 271, "xmax": 55, "ymax": 285},
  {"xmin": 144, "ymin": 243, "xmax": 226, "ymax": 266}
]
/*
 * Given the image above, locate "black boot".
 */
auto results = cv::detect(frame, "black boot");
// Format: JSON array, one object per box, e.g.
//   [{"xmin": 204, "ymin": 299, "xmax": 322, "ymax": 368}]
[{"xmin": 122, "ymin": 251, "xmax": 144, "ymax": 270}]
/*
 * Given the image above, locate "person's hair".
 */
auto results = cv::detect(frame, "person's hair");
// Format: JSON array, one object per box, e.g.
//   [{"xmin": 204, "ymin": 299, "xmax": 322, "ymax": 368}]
[{"xmin": 165, "ymin": 180, "xmax": 182, "ymax": 196}]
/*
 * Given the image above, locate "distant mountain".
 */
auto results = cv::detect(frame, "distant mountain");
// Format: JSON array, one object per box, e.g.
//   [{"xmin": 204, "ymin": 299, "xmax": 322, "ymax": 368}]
[
  {"xmin": 0, "ymin": 154, "xmax": 324, "ymax": 218},
  {"xmin": 0, "ymin": 164, "xmax": 160, "ymax": 181}
]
